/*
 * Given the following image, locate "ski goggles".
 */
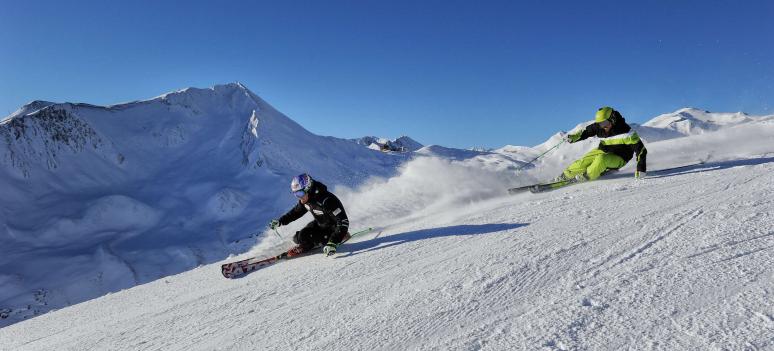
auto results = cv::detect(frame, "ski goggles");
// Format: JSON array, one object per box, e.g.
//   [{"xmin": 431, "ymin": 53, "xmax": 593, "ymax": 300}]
[
  {"xmin": 597, "ymin": 119, "xmax": 612, "ymax": 129},
  {"xmin": 293, "ymin": 190, "xmax": 307, "ymax": 198}
]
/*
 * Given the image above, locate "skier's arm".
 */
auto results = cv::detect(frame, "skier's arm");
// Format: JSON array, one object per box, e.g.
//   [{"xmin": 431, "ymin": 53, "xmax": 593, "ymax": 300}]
[
  {"xmin": 322, "ymin": 196, "xmax": 350, "ymax": 244},
  {"xmin": 278, "ymin": 202, "xmax": 306, "ymax": 226},
  {"xmin": 568, "ymin": 123, "xmax": 599, "ymax": 143},
  {"xmin": 598, "ymin": 130, "xmax": 641, "ymax": 146},
  {"xmin": 599, "ymin": 131, "xmax": 648, "ymax": 172}
]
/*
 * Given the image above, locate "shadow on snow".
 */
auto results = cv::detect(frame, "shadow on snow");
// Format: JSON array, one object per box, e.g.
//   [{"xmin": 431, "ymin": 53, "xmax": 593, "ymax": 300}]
[
  {"xmin": 339, "ymin": 223, "xmax": 528, "ymax": 258},
  {"xmin": 647, "ymin": 156, "xmax": 774, "ymax": 179},
  {"xmin": 597, "ymin": 156, "xmax": 774, "ymax": 181}
]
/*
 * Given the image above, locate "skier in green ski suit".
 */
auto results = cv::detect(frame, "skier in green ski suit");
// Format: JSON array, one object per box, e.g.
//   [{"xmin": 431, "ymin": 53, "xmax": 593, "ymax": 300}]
[{"xmin": 556, "ymin": 107, "xmax": 648, "ymax": 182}]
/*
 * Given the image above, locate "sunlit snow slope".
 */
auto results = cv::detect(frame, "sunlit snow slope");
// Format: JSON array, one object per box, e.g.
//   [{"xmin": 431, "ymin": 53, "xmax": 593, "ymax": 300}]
[{"xmin": 1, "ymin": 107, "xmax": 773, "ymax": 350}]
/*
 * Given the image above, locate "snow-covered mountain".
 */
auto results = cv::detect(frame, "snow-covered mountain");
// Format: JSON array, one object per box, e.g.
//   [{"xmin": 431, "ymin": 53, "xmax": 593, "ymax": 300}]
[
  {"xmin": 2, "ymin": 84, "xmax": 773, "ymax": 339},
  {"xmin": 634, "ymin": 107, "xmax": 774, "ymax": 142},
  {"xmin": 2, "ymin": 100, "xmax": 56, "ymax": 122},
  {"xmin": 645, "ymin": 107, "xmax": 756, "ymax": 131},
  {"xmin": 351, "ymin": 135, "xmax": 423, "ymax": 152},
  {"xmin": 1, "ymin": 109, "xmax": 773, "ymax": 349},
  {"xmin": 0, "ymin": 83, "xmax": 411, "ymax": 327}
]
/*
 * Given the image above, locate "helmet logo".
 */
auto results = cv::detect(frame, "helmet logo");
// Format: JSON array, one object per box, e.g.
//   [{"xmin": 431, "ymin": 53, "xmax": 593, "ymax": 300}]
[{"xmin": 291, "ymin": 173, "xmax": 313, "ymax": 198}]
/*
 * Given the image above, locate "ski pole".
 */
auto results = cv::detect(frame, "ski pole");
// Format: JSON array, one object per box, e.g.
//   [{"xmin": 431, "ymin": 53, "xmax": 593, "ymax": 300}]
[
  {"xmin": 335, "ymin": 227, "xmax": 374, "ymax": 248},
  {"xmin": 349, "ymin": 227, "xmax": 374, "ymax": 239},
  {"xmin": 272, "ymin": 227, "xmax": 282, "ymax": 239},
  {"xmin": 514, "ymin": 139, "xmax": 566, "ymax": 172}
]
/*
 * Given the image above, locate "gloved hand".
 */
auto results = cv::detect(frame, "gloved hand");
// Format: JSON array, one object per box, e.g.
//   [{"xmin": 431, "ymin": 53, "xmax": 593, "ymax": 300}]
[
  {"xmin": 269, "ymin": 219, "xmax": 280, "ymax": 230},
  {"xmin": 635, "ymin": 171, "xmax": 646, "ymax": 180},
  {"xmin": 323, "ymin": 242, "xmax": 337, "ymax": 257},
  {"xmin": 565, "ymin": 132, "xmax": 581, "ymax": 143}
]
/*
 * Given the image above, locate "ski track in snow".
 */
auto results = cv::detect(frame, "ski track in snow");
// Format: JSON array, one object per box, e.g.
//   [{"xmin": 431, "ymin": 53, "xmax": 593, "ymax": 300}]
[{"xmin": 1, "ymin": 159, "xmax": 772, "ymax": 350}]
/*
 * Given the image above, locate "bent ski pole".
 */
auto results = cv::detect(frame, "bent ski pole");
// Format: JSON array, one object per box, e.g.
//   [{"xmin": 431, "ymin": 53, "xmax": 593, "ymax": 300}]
[
  {"xmin": 514, "ymin": 139, "xmax": 566, "ymax": 172},
  {"xmin": 349, "ymin": 227, "xmax": 374, "ymax": 239}
]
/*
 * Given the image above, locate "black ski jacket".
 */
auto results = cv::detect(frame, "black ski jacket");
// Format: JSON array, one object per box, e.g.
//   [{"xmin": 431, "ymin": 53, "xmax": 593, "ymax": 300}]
[
  {"xmin": 278, "ymin": 180, "xmax": 350, "ymax": 244},
  {"xmin": 573, "ymin": 110, "xmax": 648, "ymax": 172}
]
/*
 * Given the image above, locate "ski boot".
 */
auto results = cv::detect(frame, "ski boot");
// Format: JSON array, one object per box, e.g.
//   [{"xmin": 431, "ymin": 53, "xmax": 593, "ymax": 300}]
[
  {"xmin": 551, "ymin": 173, "xmax": 569, "ymax": 183},
  {"xmin": 286, "ymin": 245, "xmax": 305, "ymax": 258}
]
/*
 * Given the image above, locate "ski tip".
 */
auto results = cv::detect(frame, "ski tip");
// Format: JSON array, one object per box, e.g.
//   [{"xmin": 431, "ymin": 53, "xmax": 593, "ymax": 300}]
[
  {"xmin": 221, "ymin": 268, "xmax": 234, "ymax": 279},
  {"xmin": 507, "ymin": 187, "xmax": 524, "ymax": 195}
]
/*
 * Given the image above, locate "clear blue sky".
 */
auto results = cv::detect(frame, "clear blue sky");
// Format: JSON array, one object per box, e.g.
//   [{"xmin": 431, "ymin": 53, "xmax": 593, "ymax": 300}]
[{"xmin": 2, "ymin": 0, "xmax": 773, "ymax": 148}]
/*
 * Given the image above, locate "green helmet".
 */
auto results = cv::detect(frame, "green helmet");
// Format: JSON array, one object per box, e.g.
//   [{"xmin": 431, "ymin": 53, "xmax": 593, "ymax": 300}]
[{"xmin": 595, "ymin": 107, "xmax": 613, "ymax": 123}]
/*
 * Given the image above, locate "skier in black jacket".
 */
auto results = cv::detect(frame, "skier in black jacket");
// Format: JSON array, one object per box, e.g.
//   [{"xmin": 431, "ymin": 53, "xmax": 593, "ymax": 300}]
[
  {"xmin": 270, "ymin": 173, "xmax": 350, "ymax": 257},
  {"xmin": 556, "ymin": 107, "xmax": 648, "ymax": 182}
]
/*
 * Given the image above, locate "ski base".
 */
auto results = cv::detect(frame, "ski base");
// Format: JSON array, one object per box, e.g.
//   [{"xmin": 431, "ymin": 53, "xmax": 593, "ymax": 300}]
[
  {"xmin": 221, "ymin": 253, "xmax": 287, "ymax": 279},
  {"xmin": 507, "ymin": 179, "xmax": 577, "ymax": 195},
  {"xmin": 528, "ymin": 179, "xmax": 578, "ymax": 193}
]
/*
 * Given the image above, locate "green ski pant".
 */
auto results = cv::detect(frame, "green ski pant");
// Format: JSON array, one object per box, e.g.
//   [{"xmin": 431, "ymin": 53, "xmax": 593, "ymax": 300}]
[{"xmin": 563, "ymin": 149, "xmax": 627, "ymax": 180}]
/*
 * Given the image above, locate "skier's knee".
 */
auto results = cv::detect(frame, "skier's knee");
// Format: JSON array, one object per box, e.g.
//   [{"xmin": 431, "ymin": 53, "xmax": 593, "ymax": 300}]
[{"xmin": 292, "ymin": 231, "xmax": 303, "ymax": 245}]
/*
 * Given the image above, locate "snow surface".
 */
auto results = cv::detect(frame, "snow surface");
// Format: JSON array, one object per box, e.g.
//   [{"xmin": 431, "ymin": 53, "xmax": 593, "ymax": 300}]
[
  {"xmin": 1, "ymin": 146, "xmax": 773, "ymax": 350},
  {"xmin": 1, "ymin": 85, "xmax": 774, "ymax": 350}
]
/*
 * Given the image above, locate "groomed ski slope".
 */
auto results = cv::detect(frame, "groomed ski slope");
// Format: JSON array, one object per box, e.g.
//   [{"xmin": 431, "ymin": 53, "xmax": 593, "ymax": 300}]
[{"xmin": 1, "ymin": 157, "xmax": 772, "ymax": 350}]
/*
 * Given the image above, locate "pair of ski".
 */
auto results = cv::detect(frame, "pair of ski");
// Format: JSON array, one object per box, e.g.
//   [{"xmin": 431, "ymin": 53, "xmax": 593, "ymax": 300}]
[
  {"xmin": 508, "ymin": 168, "xmax": 622, "ymax": 194},
  {"xmin": 508, "ymin": 168, "xmax": 626, "ymax": 194},
  {"xmin": 507, "ymin": 162, "xmax": 708, "ymax": 195},
  {"xmin": 221, "ymin": 227, "xmax": 374, "ymax": 279}
]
